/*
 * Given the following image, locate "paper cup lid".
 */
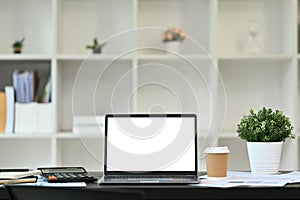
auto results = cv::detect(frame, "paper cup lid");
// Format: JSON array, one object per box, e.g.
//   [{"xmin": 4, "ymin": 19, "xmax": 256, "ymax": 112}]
[{"xmin": 204, "ymin": 146, "xmax": 230, "ymax": 154}]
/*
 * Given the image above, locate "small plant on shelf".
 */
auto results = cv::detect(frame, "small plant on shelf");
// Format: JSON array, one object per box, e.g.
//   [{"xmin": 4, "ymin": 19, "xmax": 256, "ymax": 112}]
[
  {"xmin": 161, "ymin": 27, "xmax": 186, "ymax": 43},
  {"xmin": 86, "ymin": 37, "xmax": 106, "ymax": 54},
  {"xmin": 12, "ymin": 38, "xmax": 25, "ymax": 54}
]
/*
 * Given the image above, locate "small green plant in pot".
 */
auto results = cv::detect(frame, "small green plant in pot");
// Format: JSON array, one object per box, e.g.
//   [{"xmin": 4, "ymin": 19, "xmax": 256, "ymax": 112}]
[
  {"xmin": 237, "ymin": 107, "xmax": 294, "ymax": 174},
  {"xmin": 86, "ymin": 37, "xmax": 106, "ymax": 54},
  {"xmin": 12, "ymin": 38, "xmax": 25, "ymax": 54}
]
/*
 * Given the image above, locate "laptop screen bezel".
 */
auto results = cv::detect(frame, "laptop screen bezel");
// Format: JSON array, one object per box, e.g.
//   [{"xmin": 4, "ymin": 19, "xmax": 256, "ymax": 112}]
[{"xmin": 104, "ymin": 113, "xmax": 198, "ymax": 176}]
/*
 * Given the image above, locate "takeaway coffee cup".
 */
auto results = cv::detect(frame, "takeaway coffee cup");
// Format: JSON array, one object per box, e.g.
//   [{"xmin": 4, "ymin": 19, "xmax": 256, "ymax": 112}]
[{"xmin": 204, "ymin": 146, "xmax": 230, "ymax": 178}]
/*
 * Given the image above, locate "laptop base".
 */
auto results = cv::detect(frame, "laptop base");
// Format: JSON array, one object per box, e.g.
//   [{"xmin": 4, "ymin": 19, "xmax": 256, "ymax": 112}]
[{"xmin": 99, "ymin": 176, "xmax": 199, "ymax": 185}]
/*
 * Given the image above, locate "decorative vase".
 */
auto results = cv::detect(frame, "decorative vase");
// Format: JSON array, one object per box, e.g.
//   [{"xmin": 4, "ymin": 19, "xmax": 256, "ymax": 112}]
[
  {"xmin": 247, "ymin": 20, "xmax": 261, "ymax": 54},
  {"xmin": 166, "ymin": 41, "xmax": 180, "ymax": 53},
  {"xmin": 247, "ymin": 142, "xmax": 283, "ymax": 174}
]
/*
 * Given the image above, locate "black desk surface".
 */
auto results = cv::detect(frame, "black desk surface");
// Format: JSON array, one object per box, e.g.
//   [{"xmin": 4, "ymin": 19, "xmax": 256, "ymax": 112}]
[{"xmin": 2, "ymin": 172, "xmax": 300, "ymax": 200}]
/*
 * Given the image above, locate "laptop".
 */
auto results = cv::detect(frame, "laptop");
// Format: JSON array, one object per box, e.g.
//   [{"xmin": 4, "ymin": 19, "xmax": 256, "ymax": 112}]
[{"xmin": 100, "ymin": 114, "xmax": 199, "ymax": 184}]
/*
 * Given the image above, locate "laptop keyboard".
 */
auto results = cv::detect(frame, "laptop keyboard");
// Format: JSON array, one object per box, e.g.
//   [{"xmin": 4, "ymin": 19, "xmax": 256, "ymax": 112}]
[{"xmin": 105, "ymin": 175, "xmax": 195, "ymax": 180}]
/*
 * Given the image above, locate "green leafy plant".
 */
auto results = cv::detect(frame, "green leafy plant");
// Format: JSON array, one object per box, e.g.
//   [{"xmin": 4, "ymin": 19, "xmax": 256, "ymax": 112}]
[
  {"xmin": 237, "ymin": 107, "xmax": 294, "ymax": 142},
  {"xmin": 12, "ymin": 38, "xmax": 25, "ymax": 48},
  {"xmin": 86, "ymin": 37, "xmax": 106, "ymax": 53},
  {"xmin": 12, "ymin": 38, "xmax": 25, "ymax": 53}
]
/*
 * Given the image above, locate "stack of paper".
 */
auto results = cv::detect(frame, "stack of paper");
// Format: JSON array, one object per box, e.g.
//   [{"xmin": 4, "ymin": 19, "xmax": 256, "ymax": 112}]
[
  {"xmin": 0, "ymin": 170, "xmax": 41, "ymax": 179},
  {"xmin": 0, "ymin": 170, "xmax": 41, "ymax": 185},
  {"xmin": 196, "ymin": 171, "xmax": 300, "ymax": 188},
  {"xmin": 16, "ymin": 176, "xmax": 86, "ymax": 187}
]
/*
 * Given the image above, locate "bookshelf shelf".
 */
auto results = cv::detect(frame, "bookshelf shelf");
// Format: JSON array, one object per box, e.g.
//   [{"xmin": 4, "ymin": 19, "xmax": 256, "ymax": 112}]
[
  {"xmin": 55, "ymin": 132, "xmax": 103, "ymax": 139},
  {"xmin": 218, "ymin": 54, "xmax": 294, "ymax": 61},
  {"xmin": 136, "ymin": 54, "xmax": 210, "ymax": 61},
  {"xmin": 0, "ymin": 134, "xmax": 52, "ymax": 139},
  {"xmin": 0, "ymin": 54, "xmax": 52, "ymax": 61},
  {"xmin": 56, "ymin": 54, "xmax": 133, "ymax": 61},
  {"xmin": 0, "ymin": 0, "xmax": 299, "ymax": 171}
]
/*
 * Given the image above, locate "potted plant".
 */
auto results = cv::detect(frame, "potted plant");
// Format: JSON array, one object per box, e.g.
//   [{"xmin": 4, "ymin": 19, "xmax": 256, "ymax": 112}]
[
  {"xmin": 12, "ymin": 38, "xmax": 25, "ymax": 54},
  {"xmin": 86, "ymin": 37, "xmax": 106, "ymax": 54},
  {"xmin": 161, "ymin": 27, "xmax": 186, "ymax": 52},
  {"xmin": 236, "ymin": 107, "xmax": 294, "ymax": 174}
]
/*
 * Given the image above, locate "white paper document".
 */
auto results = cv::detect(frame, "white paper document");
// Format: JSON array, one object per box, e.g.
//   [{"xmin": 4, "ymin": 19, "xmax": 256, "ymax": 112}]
[
  {"xmin": 195, "ymin": 171, "xmax": 296, "ymax": 188},
  {"xmin": 16, "ymin": 176, "xmax": 87, "ymax": 187},
  {"xmin": 19, "ymin": 181, "xmax": 87, "ymax": 187},
  {"xmin": 278, "ymin": 171, "xmax": 300, "ymax": 184},
  {"xmin": 32, "ymin": 182, "xmax": 86, "ymax": 187}
]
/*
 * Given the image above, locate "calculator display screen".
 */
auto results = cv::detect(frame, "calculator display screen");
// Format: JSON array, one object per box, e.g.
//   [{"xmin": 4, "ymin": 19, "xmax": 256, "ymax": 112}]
[{"xmin": 41, "ymin": 168, "xmax": 85, "ymax": 173}]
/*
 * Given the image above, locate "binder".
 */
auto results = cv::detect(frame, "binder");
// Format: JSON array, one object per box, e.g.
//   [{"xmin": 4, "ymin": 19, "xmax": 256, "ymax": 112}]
[
  {"xmin": 5, "ymin": 86, "xmax": 15, "ymax": 134},
  {"xmin": 14, "ymin": 103, "xmax": 53, "ymax": 133},
  {"xmin": 13, "ymin": 70, "xmax": 38, "ymax": 103},
  {"xmin": 14, "ymin": 103, "xmax": 37, "ymax": 133},
  {"xmin": 0, "ymin": 93, "xmax": 6, "ymax": 133}
]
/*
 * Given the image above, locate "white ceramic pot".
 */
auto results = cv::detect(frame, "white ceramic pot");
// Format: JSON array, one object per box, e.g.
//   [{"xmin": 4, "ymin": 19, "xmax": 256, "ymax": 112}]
[
  {"xmin": 247, "ymin": 142, "xmax": 283, "ymax": 174},
  {"xmin": 166, "ymin": 41, "xmax": 180, "ymax": 53}
]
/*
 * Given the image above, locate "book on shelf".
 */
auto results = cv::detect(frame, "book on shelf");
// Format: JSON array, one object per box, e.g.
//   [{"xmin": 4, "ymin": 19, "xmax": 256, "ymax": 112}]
[
  {"xmin": 0, "ymin": 93, "xmax": 6, "ymax": 133},
  {"xmin": 35, "ymin": 75, "xmax": 48, "ymax": 102},
  {"xmin": 13, "ymin": 70, "xmax": 50, "ymax": 104},
  {"xmin": 41, "ymin": 76, "xmax": 51, "ymax": 103},
  {"xmin": 13, "ymin": 70, "xmax": 36, "ymax": 103},
  {"xmin": 4, "ymin": 86, "xmax": 15, "ymax": 134}
]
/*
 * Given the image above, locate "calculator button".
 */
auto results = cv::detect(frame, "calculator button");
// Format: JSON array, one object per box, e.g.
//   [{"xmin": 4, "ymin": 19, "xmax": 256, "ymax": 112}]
[
  {"xmin": 41, "ymin": 169, "xmax": 97, "ymax": 183},
  {"xmin": 48, "ymin": 175, "xmax": 57, "ymax": 181}
]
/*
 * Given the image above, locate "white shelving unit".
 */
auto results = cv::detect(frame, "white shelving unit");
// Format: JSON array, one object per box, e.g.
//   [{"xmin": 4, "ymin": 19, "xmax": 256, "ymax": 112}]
[{"xmin": 0, "ymin": 0, "xmax": 299, "ymax": 171}]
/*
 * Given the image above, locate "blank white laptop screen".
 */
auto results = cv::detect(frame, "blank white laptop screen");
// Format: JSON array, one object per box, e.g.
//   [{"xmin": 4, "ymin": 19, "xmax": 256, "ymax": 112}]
[{"xmin": 106, "ymin": 115, "xmax": 196, "ymax": 173}]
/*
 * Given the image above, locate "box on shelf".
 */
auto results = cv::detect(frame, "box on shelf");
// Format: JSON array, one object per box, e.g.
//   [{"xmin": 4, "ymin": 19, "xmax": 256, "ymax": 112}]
[
  {"xmin": 72, "ymin": 115, "xmax": 105, "ymax": 135},
  {"xmin": 15, "ymin": 103, "xmax": 53, "ymax": 134}
]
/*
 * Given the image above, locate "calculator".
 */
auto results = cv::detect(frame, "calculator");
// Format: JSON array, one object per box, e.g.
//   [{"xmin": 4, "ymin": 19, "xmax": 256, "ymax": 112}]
[{"xmin": 38, "ymin": 167, "xmax": 97, "ymax": 183}]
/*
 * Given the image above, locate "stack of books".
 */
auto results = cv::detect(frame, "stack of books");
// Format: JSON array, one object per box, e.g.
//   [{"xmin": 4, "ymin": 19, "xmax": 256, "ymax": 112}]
[
  {"xmin": 0, "ymin": 170, "xmax": 40, "ymax": 185},
  {"xmin": 0, "ymin": 70, "xmax": 52, "ymax": 134},
  {"xmin": 0, "ymin": 86, "xmax": 15, "ymax": 134},
  {"xmin": 13, "ymin": 70, "xmax": 51, "ymax": 104}
]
